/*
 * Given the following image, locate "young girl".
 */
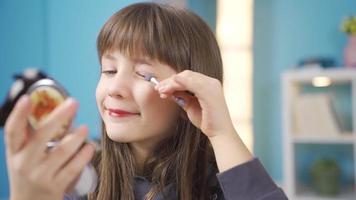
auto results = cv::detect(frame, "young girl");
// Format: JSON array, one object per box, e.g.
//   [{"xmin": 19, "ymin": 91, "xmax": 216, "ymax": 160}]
[{"xmin": 4, "ymin": 2, "xmax": 287, "ymax": 200}]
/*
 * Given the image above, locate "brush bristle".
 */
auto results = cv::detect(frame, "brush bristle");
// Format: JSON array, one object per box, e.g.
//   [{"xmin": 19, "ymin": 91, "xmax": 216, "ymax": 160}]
[{"xmin": 144, "ymin": 74, "xmax": 153, "ymax": 81}]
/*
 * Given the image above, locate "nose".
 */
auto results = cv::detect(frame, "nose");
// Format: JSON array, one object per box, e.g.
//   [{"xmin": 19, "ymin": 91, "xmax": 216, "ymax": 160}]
[{"xmin": 107, "ymin": 69, "xmax": 133, "ymax": 99}]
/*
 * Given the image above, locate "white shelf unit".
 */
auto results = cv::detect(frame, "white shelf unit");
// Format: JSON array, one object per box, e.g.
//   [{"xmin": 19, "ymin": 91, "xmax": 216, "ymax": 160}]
[{"xmin": 282, "ymin": 68, "xmax": 356, "ymax": 200}]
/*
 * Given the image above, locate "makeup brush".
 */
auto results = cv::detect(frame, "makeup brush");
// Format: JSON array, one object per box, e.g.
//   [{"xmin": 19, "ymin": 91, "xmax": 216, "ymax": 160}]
[{"xmin": 137, "ymin": 73, "xmax": 194, "ymax": 107}]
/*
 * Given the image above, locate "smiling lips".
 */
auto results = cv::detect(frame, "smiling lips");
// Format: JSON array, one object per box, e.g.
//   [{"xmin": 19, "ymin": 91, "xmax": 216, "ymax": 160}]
[{"xmin": 107, "ymin": 108, "xmax": 140, "ymax": 118}]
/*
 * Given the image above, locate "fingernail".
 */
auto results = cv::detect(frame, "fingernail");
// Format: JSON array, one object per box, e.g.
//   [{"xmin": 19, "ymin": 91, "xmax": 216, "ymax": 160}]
[
  {"xmin": 175, "ymin": 97, "xmax": 186, "ymax": 107},
  {"xmin": 160, "ymin": 94, "xmax": 167, "ymax": 99},
  {"xmin": 65, "ymin": 98, "xmax": 78, "ymax": 107},
  {"xmin": 19, "ymin": 95, "xmax": 29, "ymax": 105},
  {"xmin": 79, "ymin": 125, "xmax": 89, "ymax": 135}
]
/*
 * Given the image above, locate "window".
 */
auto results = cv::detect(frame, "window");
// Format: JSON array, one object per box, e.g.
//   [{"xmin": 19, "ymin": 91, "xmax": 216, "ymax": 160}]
[{"xmin": 217, "ymin": 0, "xmax": 254, "ymax": 151}]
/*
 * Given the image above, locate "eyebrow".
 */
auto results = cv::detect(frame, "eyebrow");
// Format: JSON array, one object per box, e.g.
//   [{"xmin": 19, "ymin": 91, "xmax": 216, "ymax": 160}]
[{"xmin": 103, "ymin": 54, "xmax": 116, "ymax": 60}]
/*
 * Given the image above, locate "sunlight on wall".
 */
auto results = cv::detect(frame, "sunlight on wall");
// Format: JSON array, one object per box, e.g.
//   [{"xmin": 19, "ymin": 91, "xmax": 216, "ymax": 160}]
[{"xmin": 216, "ymin": 0, "xmax": 254, "ymax": 152}]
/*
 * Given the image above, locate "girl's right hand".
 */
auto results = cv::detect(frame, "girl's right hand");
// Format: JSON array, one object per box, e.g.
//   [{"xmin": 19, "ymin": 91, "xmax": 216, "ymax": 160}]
[{"xmin": 4, "ymin": 96, "xmax": 95, "ymax": 200}]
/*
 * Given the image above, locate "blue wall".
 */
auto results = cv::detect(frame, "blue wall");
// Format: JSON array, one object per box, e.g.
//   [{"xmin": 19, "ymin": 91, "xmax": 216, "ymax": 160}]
[
  {"xmin": 0, "ymin": 0, "xmax": 48, "ymax": 197},
  {"xmin": 0, "ymin": 0, "xmax": 48, "ymax": 98},
  {"xmin": 253, "ymin": 0, "xmax": 356, "ymax": 181},
  {"xmin": 188, "ymin": 0, "xmax": 216, "ymax": 31}
]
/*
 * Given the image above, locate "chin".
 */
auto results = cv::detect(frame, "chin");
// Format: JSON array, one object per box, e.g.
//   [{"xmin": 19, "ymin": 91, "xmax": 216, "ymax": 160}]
[{"xmin": 105, "ymin": 129, "xmax": 133, "ymax": 143}]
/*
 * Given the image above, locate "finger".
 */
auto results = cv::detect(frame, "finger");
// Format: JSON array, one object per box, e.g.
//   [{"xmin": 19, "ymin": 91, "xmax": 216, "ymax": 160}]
[
  {"xmin": 155, "ymin": 82, "xmax": 190, "ymax": 107},
  {"xmin": 38, "ymin": 125, "xmax": 89, "ymax": 177},
  {"xmin": 154, "ymin": 76, "xmax": 183, "ymax": 94},
  {"xmin": 174, "ymin": 70, "xmax": 221, "ymax": 100},
  {"xmin": 4, "ymin": 95, "xmax": 31, "ymax": 154},
  {"xmin": 54, "ymin": 143, "xmax": 95, "ymax": 188},
  {"xmin": 156, "ymin": 77, "xmax": 191, "ymax": 98},
  {"xmin": 157, "ymin": 70, "xmax": 215, "ymax": 100},
  {"xmin": 155, "ymin": 74, "xmax": 200, "ymax": 108},
  {"xmin": 24, "ymin": 98, "xmax": 78, "ymax": 157}
]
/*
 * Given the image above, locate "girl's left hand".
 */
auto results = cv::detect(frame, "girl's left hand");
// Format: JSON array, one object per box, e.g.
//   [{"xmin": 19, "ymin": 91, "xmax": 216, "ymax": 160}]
[{"xmin": 155, "ymin": 70, "xmax": 235, "ymax": 138}]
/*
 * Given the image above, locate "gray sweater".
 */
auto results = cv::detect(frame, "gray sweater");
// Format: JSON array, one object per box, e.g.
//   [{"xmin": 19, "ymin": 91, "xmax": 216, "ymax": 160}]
[{"xmin": 65, "ymin": 158, "xmax": 288, "ymax": 200}]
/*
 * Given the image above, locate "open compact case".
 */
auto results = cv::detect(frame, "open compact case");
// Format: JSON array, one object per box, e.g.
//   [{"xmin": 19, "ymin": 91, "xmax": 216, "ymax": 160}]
[
  {"xmin": 26, "ymin": 77, "xmax": 97, "ymax": 196},
  {"xmin": 27, "ymin": 78, "xmax": 69, "ymax": 147}
]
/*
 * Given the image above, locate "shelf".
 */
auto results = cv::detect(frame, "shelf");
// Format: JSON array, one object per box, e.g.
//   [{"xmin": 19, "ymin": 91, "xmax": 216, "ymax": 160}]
[
  {"xmin": 295, "ymin": 184, "xmax": 355, "ymax": 200},
  {"xmin": 282, "ymin": 68, "xmax": 356, "ymax": 199},
  {"xmin": 294, "ymin": 195, "xmax": 355, "ymax": 200},
  {"xmin": 284, "ymin": 68, "xmax": 356, "ymax": 84},
  {"xmin": 293, "ymin": 133, "xmax": 355, "ymax": 144}
]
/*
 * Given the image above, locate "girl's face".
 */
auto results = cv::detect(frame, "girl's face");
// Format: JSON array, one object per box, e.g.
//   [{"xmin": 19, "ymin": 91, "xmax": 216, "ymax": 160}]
[{"xmin": 96, "ymin": 50, "xmax": 180, "ymax": 147}]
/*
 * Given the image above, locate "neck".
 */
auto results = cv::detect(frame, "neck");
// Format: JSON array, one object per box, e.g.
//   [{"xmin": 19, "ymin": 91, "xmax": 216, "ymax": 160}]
[{"xmin": 130, "ymin": 142, "xmax": 155, "ymax": 175}]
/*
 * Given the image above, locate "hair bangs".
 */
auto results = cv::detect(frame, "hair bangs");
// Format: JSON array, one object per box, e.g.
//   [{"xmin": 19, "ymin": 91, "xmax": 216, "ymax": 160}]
[
  {"xmin": 97, "ymin": 3, "xmax": 191, "ymax": 70},
  {"xmin": 97, "ymin": 4, "xmax": 163, "ymax": 64}
]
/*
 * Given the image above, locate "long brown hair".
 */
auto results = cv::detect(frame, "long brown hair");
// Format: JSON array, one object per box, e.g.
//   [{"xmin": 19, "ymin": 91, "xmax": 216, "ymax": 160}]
[{"xmin": 90, "ymin": 3, "xmax": 223, "ymax": 200}]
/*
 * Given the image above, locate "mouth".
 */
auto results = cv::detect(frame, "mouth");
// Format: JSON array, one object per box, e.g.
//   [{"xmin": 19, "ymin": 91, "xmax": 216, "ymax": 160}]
[{"xmin": 105, "ymin": 107, "xmax": 140, "ymax": 118}]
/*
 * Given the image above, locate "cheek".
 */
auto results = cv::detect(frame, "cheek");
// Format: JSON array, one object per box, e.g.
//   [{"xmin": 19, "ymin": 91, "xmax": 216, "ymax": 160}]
[
  {"xmin": 134, "ymin": 84, "xmax": 159, "ymax": 109},
  {"xmin": 135, "ymin": 85, "xmax": 180, "ymax": 128},
  {"xmin": 95, "ymin": 79, "xmax": 105, "ymax": 110}
]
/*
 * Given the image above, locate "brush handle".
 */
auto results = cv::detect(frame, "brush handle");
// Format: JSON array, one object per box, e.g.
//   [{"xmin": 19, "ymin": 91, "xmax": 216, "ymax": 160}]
[
  {"xmin": 149, "ymin": 76, "xmax": 193, "ymax": 107},
  {"xmin": 173, "ymin": 96, "xmax": 186, "ymax": 107}
]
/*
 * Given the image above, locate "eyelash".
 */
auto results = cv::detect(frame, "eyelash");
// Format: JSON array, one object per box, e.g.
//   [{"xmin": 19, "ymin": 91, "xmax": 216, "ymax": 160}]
[
  {"xmin": 101, "ymin": 70, "xmax": 154, "ymax": 79},
  {"xmin": 136, "ymin": 71, "xmax": 156, "ymax": 80},
  {"xmin": 101, "ymin": 70, "xmax": 116, "ymax": 75}
]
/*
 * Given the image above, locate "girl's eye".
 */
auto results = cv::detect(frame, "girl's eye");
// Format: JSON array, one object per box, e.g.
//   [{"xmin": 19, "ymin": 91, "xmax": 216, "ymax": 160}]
[
  {"xmin": 135, "ymin": 71, "xmax": 146, "ymax": 78},
  {"xmin": 135, "ymin": 71, "xmax": 155, "ymax": 80},
  {"xmin": 101, "ymin": 70, "xmax": 117, "ymax": 75}
]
